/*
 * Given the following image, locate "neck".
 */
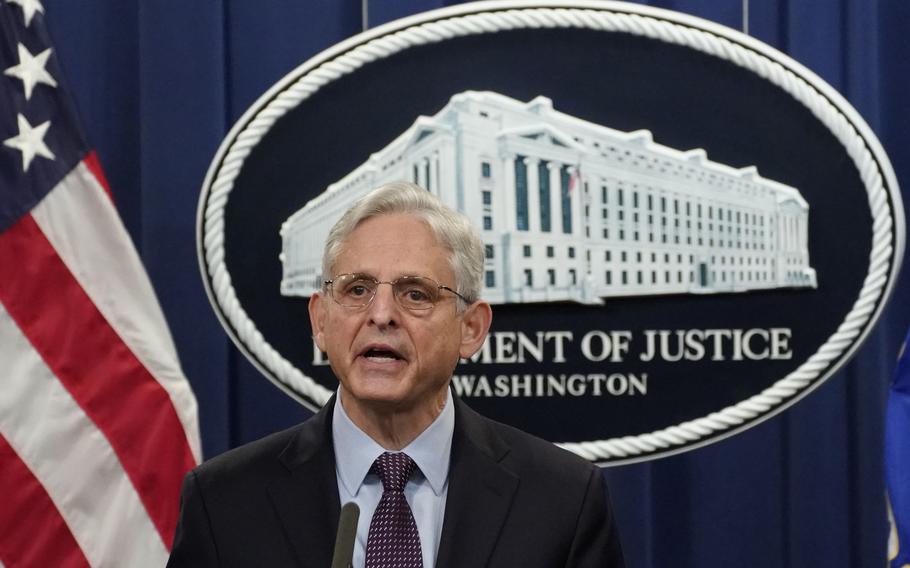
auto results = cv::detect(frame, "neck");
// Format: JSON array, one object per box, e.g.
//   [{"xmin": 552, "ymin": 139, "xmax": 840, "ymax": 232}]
[{"xmin": 339, "ymin": 389, "xmax": 448, "ymax": 450}]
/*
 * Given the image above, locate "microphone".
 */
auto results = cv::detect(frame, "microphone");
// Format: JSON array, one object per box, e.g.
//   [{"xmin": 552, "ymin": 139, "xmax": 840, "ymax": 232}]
[{"xmin": 331, "ymin": 502, "xmax": 360, "ymax": 568}]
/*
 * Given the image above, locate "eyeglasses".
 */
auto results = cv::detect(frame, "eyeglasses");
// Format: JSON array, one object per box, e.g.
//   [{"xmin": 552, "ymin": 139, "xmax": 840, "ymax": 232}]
[{"xmin": 323, "ymin": 273, "xmax": 469, "ymax": 310}]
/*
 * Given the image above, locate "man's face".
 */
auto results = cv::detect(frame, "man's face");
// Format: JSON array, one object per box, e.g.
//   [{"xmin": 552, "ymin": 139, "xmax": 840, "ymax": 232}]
[{"xmin": 309, "ymin": 213, "xmax": 490, "ymax": 416}]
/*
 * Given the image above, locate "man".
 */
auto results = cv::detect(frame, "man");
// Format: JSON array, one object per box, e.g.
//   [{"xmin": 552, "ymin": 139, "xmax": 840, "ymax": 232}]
[{"xmin": 168, "ymin": 181, "xmax": 624, "ymax": 567}]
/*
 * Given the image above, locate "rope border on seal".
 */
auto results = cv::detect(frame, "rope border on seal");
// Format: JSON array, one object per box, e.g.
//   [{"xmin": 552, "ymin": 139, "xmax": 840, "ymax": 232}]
[{"xmin": 200, "ymin": 5, "xmax": 896, "ymax": 462}]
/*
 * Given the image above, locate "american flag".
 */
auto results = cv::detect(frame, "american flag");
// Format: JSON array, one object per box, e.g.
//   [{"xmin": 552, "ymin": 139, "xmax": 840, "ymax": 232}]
[{"xmin": 0, "ymin": 1, "xmax": 201, "ymax": 566}]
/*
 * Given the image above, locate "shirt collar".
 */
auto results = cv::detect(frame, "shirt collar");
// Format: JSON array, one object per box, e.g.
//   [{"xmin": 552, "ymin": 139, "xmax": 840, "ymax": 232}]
[{"xmin": 332, "ymin": 389, "xmax": 454, "ymax": 497}]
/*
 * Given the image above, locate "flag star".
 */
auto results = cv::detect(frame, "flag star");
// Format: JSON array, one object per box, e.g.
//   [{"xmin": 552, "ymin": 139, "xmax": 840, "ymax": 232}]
[
  {"xmin": 4, "ymin": 113, "xmax": 55, "ymax": 172},
  {"xmin": 4, "ymin": 43, "xmax": 57, "ymax": 100},
  {"xmin": 6, "ymin": 0, "xmax": 44, "ymax": 27}
]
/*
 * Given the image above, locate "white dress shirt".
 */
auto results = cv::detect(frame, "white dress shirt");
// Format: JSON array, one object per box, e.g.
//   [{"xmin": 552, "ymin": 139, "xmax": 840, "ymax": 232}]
[{"xmin": 332, "ymin": 390, "xmax": 454, "ymax": 568}]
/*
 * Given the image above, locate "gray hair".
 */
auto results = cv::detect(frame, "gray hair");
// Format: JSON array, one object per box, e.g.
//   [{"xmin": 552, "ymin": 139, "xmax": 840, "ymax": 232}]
[{"xmin": 322, "ymin": 181, "xmax": 484, "ymax": 306}]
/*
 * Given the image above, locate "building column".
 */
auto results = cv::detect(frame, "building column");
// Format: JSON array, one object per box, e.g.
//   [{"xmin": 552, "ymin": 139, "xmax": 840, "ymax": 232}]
[
  {"xmin": 569, "ymin": 165, "xmax": 583, "ymax": 237},
  {"xmin": 525, "ymin": 157, "xmax": 540, "ymax": 233},
  {"xmin": 416, "ymin": 157, "xmax": 428, "ymax": 189},
  {"xmin": 429, "ymin": 152, "xmax": 440, "ymax": 195},
  {"xmin": 437, "ymin": 142, "xmax": 455, "ymax": 207},
  {"xmin": 588, "ymin": 177, "xmax": 601, "ymax": 240},
  {"xmin": 548, "ymin": 162, "xmax": 561, "ymax": 235},
  {"xmin": 501, "ymin": 153, "xmax": 516, "ymax": 232}
]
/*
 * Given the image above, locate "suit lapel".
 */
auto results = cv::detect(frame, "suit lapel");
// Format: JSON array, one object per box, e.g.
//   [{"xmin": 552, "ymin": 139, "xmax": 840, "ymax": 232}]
[
  {"xmin": 267, "ymin": 399, "xmax": 341, "ymax": 568},
  {"xmin": 435, "ymin": 399, "xmax": 518, "ymax": 568}
]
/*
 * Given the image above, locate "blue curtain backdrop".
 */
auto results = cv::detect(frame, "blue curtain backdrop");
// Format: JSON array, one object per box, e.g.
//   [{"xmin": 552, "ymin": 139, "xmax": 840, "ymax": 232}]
[{"xmin": 39, "ymin": 1, "xmax": 910, "ymax": 566}]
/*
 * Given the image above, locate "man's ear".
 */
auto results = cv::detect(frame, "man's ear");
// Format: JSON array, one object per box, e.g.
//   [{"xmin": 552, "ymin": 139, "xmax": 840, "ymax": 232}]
[
  {"xmin": 308, "ymin": 292, "xmax": 328, "ymax": 352},
  {"xmin": 459, "ymin": 301, "xmax": 492, "ymax": 359}
]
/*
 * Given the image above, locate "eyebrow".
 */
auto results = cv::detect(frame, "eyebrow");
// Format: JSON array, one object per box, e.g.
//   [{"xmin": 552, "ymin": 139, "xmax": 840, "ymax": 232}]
[
  {"xmin": 343, "ymin": 272, "xmax": 429, "ymax": 281},
  {"xmin": 346, "ymin": 272, "xmax": 375, "ymax": 280}
]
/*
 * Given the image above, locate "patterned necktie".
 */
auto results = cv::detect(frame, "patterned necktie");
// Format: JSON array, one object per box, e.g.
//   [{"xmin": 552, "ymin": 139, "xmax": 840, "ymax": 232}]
[{"xmin": 365, "ymin": 452, "xmax": 423, "ymax": 568}]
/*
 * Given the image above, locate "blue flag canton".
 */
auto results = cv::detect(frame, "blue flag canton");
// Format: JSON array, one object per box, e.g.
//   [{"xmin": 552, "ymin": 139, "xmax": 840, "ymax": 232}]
[{"xmin": 0, "ymin": 0, "xmax": 88, "ymax": 234}]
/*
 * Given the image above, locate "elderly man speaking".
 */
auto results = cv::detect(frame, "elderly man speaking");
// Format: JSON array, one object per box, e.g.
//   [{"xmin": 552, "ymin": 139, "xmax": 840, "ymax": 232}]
[{"xmin": 168, "ymin": 182, "xmax": 624, "ymax": 567}]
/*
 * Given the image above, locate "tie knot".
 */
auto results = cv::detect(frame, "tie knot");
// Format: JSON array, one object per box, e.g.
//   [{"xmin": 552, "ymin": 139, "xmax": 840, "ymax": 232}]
[{"xmin": 371, "ymin": 452, "xmax": 417, "ymax": 493}]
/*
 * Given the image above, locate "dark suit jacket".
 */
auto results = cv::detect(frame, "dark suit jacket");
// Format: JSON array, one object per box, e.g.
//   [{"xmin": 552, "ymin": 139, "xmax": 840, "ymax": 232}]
[{"xmin": 167, "ymin": 396, "xmax": 624, "ymax": 567}]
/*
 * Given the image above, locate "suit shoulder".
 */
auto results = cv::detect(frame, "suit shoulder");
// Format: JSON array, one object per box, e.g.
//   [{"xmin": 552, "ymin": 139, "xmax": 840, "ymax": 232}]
[
  {"xmin": 460, "ymin": 403, "xmax": 598, "ymax": 483},
  {"xmin": 192, "ymin": 422, "xmax": 306, "ymax": 484},
  {"xmin": 497, "ymin": 419, "xmax": 593, "ymax": 468}
]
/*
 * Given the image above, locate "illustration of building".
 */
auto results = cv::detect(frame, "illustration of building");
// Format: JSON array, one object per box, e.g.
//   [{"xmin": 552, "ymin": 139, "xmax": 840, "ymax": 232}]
[{"xmin": 280, "ymin": 91, "xmax": 816, "ymax": 304}]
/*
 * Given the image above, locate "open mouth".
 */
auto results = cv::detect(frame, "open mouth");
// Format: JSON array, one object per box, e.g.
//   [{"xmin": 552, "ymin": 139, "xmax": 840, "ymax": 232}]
[{"xmin": 361, "ymin": 347, "xmax": 403, "ymax": 362}]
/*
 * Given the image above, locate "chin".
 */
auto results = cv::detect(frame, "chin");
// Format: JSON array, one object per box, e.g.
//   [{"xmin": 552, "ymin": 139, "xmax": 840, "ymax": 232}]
[{"xmin": 344, "ymin": 379, "xmax": 412, "ymax": 406}]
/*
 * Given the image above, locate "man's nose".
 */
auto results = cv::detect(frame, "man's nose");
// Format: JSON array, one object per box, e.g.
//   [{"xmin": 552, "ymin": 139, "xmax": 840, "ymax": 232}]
[{"xmin": 367, "ymin": 282, "xmax": 399, "ymax": 327}]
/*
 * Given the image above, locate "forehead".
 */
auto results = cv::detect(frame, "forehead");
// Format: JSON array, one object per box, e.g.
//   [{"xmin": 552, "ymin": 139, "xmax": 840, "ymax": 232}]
[{"xmin": 333, "ymin": 213, "xmax": 453, "ymax": 279}]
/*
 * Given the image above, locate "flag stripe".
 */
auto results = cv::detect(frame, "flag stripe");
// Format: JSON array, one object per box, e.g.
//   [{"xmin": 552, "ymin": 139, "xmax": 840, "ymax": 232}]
[
  {"xmin": 0, "ymin": 211, "xmax": 194, "ymax": 548},
  {"xmin": 83, "ymin": 150, "xmax": 112, "ymax": 196},
  {"xmin": 31, "ymin": 161, "xmax": 201, "ymax": 462},
  {"xmin": 0, "ymin": 433, "xmax": 90, "ymax": 568},
  {"xmin": 0, "ymin": 303, "xmax": 169, "ymax": 566}
]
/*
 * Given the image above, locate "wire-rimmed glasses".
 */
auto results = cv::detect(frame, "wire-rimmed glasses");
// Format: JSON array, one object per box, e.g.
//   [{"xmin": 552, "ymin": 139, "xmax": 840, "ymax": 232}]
[{"xmin": 324, "ymin": 273, "xmax": 468, "ymax": 310}]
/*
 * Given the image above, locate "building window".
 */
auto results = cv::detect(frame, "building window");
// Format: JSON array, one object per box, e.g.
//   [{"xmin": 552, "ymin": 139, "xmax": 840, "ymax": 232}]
[
  {"xmin": 412, "ymin": 164, "xmax": 419, "ymax": 184},
  {"xmin": 485, "ymin": 245, "xmax": 494, "ymax": 259},
  {"xmin": 539, "ymin": 161, "xmax": 551, "ymax": 232},
  {"xmin": 606, "ymin": 251, "xmax": 612, "ymax": 262},
  {"xmin": 481, "ymin": 161, "xmax": 491, "ymax": 178},
  {"xmin": 569, "ymin": 269, "xmax": 577, "ymax": 285},
  {"xmin": 637, "ymin": 271, "xmax": 643, "ymax": 284},
  {"xmin": 523, "ymin": 245, "xmax": 532, "ymax": 258},
  {"xmin": 546, "ymin": 246, "xmax": 554, "ymax": 258},
  {"xmin": 485, "ymin": 270, "xmax": 495, "ymax": 287},
  {"xmin": 622, "ymin": 271, "xmax": 628, "ymax": 285},
  {"xmin": 482, "ymin": 190, "xmax": 492, "ymax": 206},
  {"xmin": 515, "ymin": 156, "xmax": 529, "ymax": 231},
  {"xmin": 621, "ymin": 251, "xmax": 627, "ymax": 262},
  {"xmin": 524, "ymin": 269, "xmax": 533, "ymax": 287},
  {"xmin": 605, "ymin": 271, "xmax": 612, "ymax": 285},
  {"xmin": 483, "ymin": 216, "xmax": 492, "ymax": 230},
  {"xmin": 548, "ymin": 269, "xmax": 556, "ymax": 286},
  {"xmin": 561, "ymin": 165, "xmax": 573, "ymax": 234},
  {"xmin": 568, "ymin": 247, "xmax": 575, "ymax": 259}
]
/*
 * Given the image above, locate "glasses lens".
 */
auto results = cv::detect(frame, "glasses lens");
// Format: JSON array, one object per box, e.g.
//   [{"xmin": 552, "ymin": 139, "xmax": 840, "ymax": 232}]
[
  {"xmin": 333, "ymin": 274, "xmax": 376, "ymax": 307},
  {"xmin": 394, "ymin": 276, "xmax": 439, "ymax": 310}
]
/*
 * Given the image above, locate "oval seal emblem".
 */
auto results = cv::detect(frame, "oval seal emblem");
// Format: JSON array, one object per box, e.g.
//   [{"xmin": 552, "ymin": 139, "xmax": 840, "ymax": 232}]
[{"xmin": 198, "ymin": 1, "xmax": 904, "ymax": 464}]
